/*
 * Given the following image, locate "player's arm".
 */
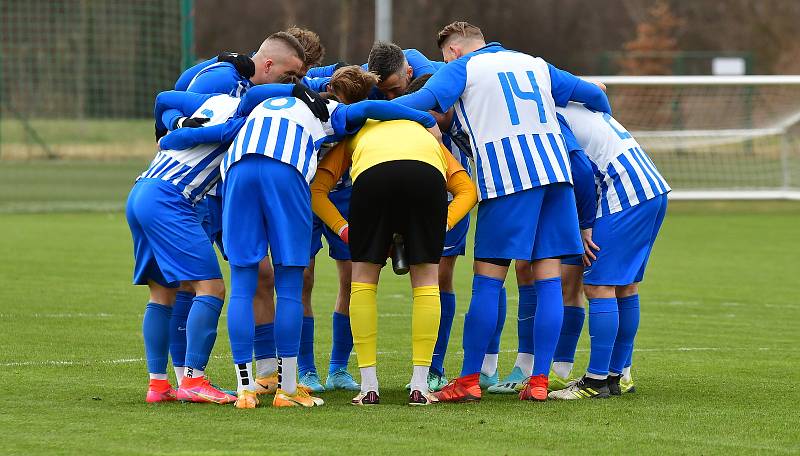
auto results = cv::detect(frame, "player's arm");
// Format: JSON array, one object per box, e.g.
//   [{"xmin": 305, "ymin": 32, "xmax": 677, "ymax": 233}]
[
  {"xmin": 548, "ymin": 64, "xmax": 611, "ymax": 114},
  {"xmin": 158, "ymin": 117, "xmax": 246, "ymax": 151},
  {"xmin": 186, "ymin": 64, "xmax": 243, "ymax": 95},
  {"xmin": 392, "ymin": 58, "xmax": 468, "ymax": 112},
  {"xmin": 403, "ymin": 49, "xmax": 440, "ymax": 77},
  {"xmin": 558, "ymin": 114, "xmax": 597, "ymax": 230},
  {"xmin": 235, "ymin": 84, "xmax": 295, "ymax": 116},
  {"xmin": 305, "ymin": 62, "xmax": 345, "ymax": 79},
  {"xmin": 310, "ymin": 142, "xmax": 352, "ymax": 241},
  {"xmin": 154, "ymin": 91, "xmax": 215, "ymax": 132},
  {"xmin": 300, "ymin": 76, "xmax": 330, "ymax": 93},
  {"xmin": 443, "ymin": 145, "xmax": 478, "ymax": 230},
  {"xmin": 334, "ymin": 100, "xmax": 437, "ymax": 135},
  {"xmin": 174, "ymin": 57, "xmax": 218, "ymax": 90}
]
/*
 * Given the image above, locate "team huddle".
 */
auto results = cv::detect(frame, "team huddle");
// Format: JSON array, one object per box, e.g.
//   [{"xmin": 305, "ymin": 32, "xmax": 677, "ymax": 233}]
[{"xmin": 127, "ymin": 21, "xmax": 670, "ymax": 408}]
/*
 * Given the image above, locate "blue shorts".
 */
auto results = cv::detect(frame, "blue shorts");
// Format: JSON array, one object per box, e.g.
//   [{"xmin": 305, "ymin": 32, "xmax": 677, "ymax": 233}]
[
  {"xmin": 126, "ymin": 179, "xmax": 222, "ymax": 287},
  {"xmin": 196, "ymin": 193, "xmax": 226, "ymax": 258},
  {"xmin": 583, "ymin": 194, "xmax": 668, "ymax": 286},
  {"xmin": 311, "ymin": 187, "xmax": 352, "ymax": 261},
  {"xmin": 442, "ymin": 213, "xmax": 469, "ymax": 257},
  {"xmin": 222, "ymin": 155, "xmax": 312, "ymax": 268},
  {"xmin": 475, "ymin": 183, "xmax": 582, "ymax": 261}
]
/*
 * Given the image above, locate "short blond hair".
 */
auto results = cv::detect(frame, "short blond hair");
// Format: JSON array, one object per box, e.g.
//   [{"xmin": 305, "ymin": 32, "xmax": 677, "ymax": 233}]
[
  {"xmin": 328, "ymin": 66, "xmax": 379, "ymax": 103},
  {"xmin": 437, "ymin": 21, "xmax": 484, "ymax": 48}
]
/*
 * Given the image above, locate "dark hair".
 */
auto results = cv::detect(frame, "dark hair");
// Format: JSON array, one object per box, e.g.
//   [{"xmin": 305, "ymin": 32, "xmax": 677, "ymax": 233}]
[
  {"xmin": 437, "ymin": 21, "xmax": 484, "ymax": 48},
  {"xmin": 286, "ymin": 26, "xmax": 325, "ymax": 68},
  {"xmin": 405, "ymin": 73, "xmax": 432, "ymax": 95},
  {"xmin": 267, "ymin": 31, "xmax": 306, "ymax": 63},
  {"xmin": 367, "ymin": 41, "xmax": 406, "ymax": 82}
]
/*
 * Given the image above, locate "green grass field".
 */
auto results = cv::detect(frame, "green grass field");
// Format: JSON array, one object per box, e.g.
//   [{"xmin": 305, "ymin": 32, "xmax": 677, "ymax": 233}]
[{"xmin": 1, "ymin": 161, "xmax": 798, "ymax": 455}]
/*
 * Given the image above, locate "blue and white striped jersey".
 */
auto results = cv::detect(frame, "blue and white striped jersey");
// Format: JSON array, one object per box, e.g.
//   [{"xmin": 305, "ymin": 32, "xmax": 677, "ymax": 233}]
[
  {"xmin": 140, "ymin": 94, "xmax": 240, "ymax": 203},
  {"xmin": 557, "ymin": 102, "xmax": 670, "ymax": 218},
  {"xmin": 221, "ymin": 97, "xmax": 342, "ymax": 184},
  {"xmin": 419, "ymin": 43, "xmax": 578, "ymax": 201}
]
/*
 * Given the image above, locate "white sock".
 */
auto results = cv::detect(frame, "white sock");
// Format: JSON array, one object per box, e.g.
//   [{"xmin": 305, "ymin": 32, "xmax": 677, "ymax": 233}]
[
  {"xmin": 256, "ymin": 358, "xmax": 278, "ymax": 377},
  {"xmin": 235, "ymin": 362, "xmax": 254, "ymax": 393},
  {"xmin": 174, "ymin": 366, "xmax": 185, "ymax": 384},
  {"xmin": 514, "ymin": 353, "xmax": 534, "ymax": 377},
  {"xmin": 481, "ymin": 354, "xmax": 498, "ymax": 376},
  {"xmin": 278, "ymin": 357, "xmax": 298, "ymax": 394},
  {"xmin": 360, "ymin": 366, "xmax": 379, "ymax": 394},
  {"xmin": 184, "ymin": 367, "xmax": 204, "ymax": 379},
  {"xmin": 585, "ymin": 372, "xmax": 607, "ymax": 380},
  {"xmin": 552, "ymin": 361, "xmax": 573, "ymax": 379},
  {"xmin": 410, "ymin": 365, "xmax": 429, "ymax": 392},
  {"xmin": 622, "ymin": 366, "xmax": 632, "ymax": 381},
  {"xmin": 149, "ymin": 373, "xmax": 168, "ymax": 381}
]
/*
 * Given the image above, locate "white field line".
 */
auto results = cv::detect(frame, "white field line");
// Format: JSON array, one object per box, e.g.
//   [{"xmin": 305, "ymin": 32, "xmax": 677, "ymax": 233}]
[{"xmin": 0, "ymin": 346, "xmax": 788, "ymax": 368}]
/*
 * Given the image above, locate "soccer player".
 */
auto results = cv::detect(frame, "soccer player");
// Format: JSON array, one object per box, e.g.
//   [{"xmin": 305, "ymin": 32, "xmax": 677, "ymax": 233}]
[
  {"xmin": 311, "ymin": 120, "xmax": 477, "ymax": 406},
  {"xmin": 393, "ymin": 21, "xmax": 611, "ymax": 402},
  {"xmin": 547, "ymin": 102, "xmax": 669, "ymax": 400},
  {"xmin": 129, "ymin": 65, "xmax": 315, "ymax": 404},
  {"xmin": 487, "ymin": 114, "xmax": 599, "ymax": 394},
  {"xmin": 367, "ymin": 42, "xmax": 444, "ymax": 100}
]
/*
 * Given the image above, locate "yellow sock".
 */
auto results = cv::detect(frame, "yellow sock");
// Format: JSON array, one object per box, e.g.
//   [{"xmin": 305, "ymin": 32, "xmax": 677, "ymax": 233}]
[
  {"xmin": 411, "ymin": 285, "xmax": 441, "ymax": 366},
  {"xmin": 350, "ymin": 282, "xmax": 378, "ymax": 368}
]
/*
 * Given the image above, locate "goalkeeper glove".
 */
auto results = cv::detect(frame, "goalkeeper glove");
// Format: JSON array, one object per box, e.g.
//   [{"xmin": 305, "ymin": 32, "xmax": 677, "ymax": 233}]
[
  {"xmin": 338, "ymin": 225, "xmax": 349, "ymax": 244},
  {"xmin": 176, "ymin": 117, "xmax": 210, "ymax": 128},
  {"xmin": 292, "ymin": 83, "xmax": 330, "ymax": 122},
  {"xmin": 217, "ymin": 52, "xmax": 255, "ymax": 79}
]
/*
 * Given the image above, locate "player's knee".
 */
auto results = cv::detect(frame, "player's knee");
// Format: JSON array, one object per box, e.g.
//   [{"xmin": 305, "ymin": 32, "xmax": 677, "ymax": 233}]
[
  {"xmin": 584, "ymin": 284, "xmax": 614, "ymax": 300},
  {"xmin": 514, "ymin": 260, "xmax": 535, "ymax": 285},
  {"xmin": 438, "ymin": 265, "xmax": 454, "ymax": 291},
  {"xmin": 616, "ymin": 283, "xmax": 639, "ymax": 297}
]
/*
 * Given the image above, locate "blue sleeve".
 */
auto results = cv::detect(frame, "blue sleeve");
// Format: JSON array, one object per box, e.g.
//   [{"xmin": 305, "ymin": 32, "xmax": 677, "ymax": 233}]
[
  {"xmin": 404, "ymin": 49, "xmax": 439, "ymax": 77},
  {"xmin": 548, "ymin": 63, "xmax": 611, "ymax": 113},
  {"xmin": 174, "ymin": 57, "xmax": 219, "ymax": 91},
  {"xmin": 305, "ymin": 63, "xmax": 338, "ymax": 79},
  {"xmin": 300, "ymin": 76, "xmax": 330, "ymax": 93},
  {"xmin": 571, "ymin": 79, "xmax": 612, "ymax": 114},
  {"xmin": 159, "ymin": 117, "xmax": 246, "ymax": 151},
  {"xmin": 334, "ymin": 100, "xmax": 436, "ymax": 135},
  {"xmin": 186, "ymin": 63, "xmax": 242, "ymax": 95},
  {"xmin": 235, "ymin": 84, "xmax": 295, "ymax": 117},
  {"xmin": 154, "ymin": 91, "xmax": 214, "ymax": 132},
  {"xmin": 393, "ymin": 58, "xmax": 467, "ymax": 112}
]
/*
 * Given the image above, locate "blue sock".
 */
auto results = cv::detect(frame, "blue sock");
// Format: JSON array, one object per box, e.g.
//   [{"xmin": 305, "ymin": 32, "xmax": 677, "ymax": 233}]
[
  {"xmin": 553, "ymin": 306, "xmax": 585, "ymax": 362},
  {"xmin": 532, "ymin": 277, "xmax": 564, "ymax": 376},
  {"xmin": 143, "ymin": 303, "xmax": 171, "ymax": 374},
  {"xmin": 610, "ymin": 295, "xmax": 640, "ymax": 374},
  {"xmin": 431, "ymin": 291, "xmax": 456, "ymax": 376},
  {"xmin": 461, "ymin": 275, "xmax": 503, "ymax": 377},
  {"xmin": 227, "ymin": 264, "xmax": 259, "ymax": 364},
  {"xmin": 254, "ymin": 323, "xmax": 276, "ymax": 361},
  {"xmin": 169, "ymin": 291, "xmax": 193, "ymax": 370},
  {"xmin": 274, "ymin": 265, "xmax": 304, "ymax": 358},
  {"xmin": 486, "ymin": 288, "xmax": 507, "ymax": 355},
  {"xmin": 185, "ymin": 294, "xmax": 224, "ymax": 370},
  {"xmin": 587, "ymin": 297, "xmax": 619, "ymax": 376},
  {"xmin": 517, "ymin": 285, "xmax": 537, "ymax": 355},
  {"xmin": 298, "ymin": 316, "xmax": 316, "ymax": 376},
  {"xmin": 329, "ymin": 312, "xmax": 353, "ymax": 373}
]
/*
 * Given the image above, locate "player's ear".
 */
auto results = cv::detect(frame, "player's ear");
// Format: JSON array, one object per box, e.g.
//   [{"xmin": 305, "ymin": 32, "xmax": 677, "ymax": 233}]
[{"xmin": 406, "ymin": 64, "xmax": 413, "ymax": 80}]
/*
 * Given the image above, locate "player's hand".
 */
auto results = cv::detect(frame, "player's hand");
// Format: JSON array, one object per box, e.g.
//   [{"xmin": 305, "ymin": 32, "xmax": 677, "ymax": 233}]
[
  {"xmin": 218, "ymin": 52, "xmax": 255, "ymax": 79},
  {"xmin": 581, "ymin": 228, "xmax": 599, "ymax": 267},
  {"xmin": 338, "ymin": 225, "xmax": 349, "ymax": 244},
  {"xmin": 292, "ymin": 83, "xmax": 330, "ymax": 122},
  {"xmin": 177, "ymin": 117, "xmax": 210, "ymax": 128}
]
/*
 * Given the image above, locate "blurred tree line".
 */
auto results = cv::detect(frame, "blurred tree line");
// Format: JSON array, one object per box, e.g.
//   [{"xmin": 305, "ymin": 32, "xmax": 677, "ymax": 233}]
[{"xmin": 196, "ymin": 0, "xmax": 800, "ymax": 75}]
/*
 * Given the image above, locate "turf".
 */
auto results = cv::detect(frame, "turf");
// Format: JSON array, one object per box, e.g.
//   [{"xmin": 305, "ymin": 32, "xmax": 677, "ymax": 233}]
[{"xmin": 0, "ymin": 163, "xmax": 798, "ymax": 454}]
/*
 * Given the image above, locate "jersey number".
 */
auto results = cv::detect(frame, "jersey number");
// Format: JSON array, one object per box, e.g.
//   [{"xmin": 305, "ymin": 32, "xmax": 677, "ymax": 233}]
[
  {"xmin": 497, "ymin": 71, "xmax": 547, "ymax": 125},
  {"xmin": 601, "ymin": 112, "xmax": 631, "ymax": 140},
  {"xmin": 262, "ymin": 97, "xmax": 296, "ymax": 110}
]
